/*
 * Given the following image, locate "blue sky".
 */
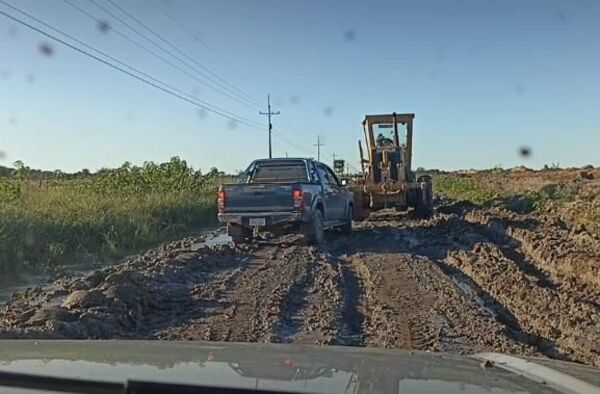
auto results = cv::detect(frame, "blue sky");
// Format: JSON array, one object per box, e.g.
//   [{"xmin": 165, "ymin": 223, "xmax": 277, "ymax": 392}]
[{"xmin": 0, "ymin": 0, "xmax": 599, "ymax": 173}]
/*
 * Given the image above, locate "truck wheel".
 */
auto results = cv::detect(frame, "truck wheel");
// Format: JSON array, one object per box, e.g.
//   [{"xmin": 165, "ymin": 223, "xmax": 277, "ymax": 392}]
[
  {"xmin": 340, "ymin": 205, "xmax": 353, "ymax": 235},
  {"xmin": 302, "ymin": 210, "xmax": 325, "ymax": 245},
  {"xmin": 228, "ymin": 224, "xmax": 252, "ymax": 244},
  {"xmin": 415, "ymin": 182, "xmax": 433, "ymax": 219}
]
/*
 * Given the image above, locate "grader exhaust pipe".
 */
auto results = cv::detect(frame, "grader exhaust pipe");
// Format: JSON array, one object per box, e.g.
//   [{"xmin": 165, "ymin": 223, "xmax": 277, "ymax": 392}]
[{"xmin": 358, "ymin": 140, "xmax": 366, "ymax": 177}]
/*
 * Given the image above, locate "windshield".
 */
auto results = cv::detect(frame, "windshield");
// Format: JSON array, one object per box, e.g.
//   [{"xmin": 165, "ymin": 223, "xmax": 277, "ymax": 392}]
[
  {"xmin": 0, "ymin": 0, "xmax": 599, "ymax": 391},
  {"xmin": 246, "ymin": 160, "xmax": 308, "ymax": 183},
  {"xmin": 373, "ymin": 123, "xmax": 407, "ymax": 147}
]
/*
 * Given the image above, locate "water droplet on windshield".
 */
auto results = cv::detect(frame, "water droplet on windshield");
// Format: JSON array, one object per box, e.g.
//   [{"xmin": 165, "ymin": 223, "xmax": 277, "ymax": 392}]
[
  {"xmin": 514, "ymin": 83, "xmax": 524, "ymax": 95},
  {"xmin": 39, "ymin": 42, "xmax": 54, "ymax": 57},
  {"xmin": 97, "ymin": 20, "xmax": 110, "ymax": 33},
  {"xmin": 518, "ymin": 146, "xmax": 532, "ymax": 158},
  {"xmin": 344, "ymin": 29, "xmax": 356, "ymax": 41}
]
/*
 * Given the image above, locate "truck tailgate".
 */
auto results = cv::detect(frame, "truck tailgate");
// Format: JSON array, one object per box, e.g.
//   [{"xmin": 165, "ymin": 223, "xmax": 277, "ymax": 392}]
[{"xmin": 222, "ymin": 183, "xmax": 295, "ymax": 213}]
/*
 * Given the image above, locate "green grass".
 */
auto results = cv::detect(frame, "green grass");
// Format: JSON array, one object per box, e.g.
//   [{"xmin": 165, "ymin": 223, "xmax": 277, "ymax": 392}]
[
  {"xmin": 434, "ymin": 174, "xmax": 582, "ymax": 214},
  {"xmin": 434, "ymin": 175, "xmax": 497, "ymax": 205},
  {"xmin": 0, "ymin": 158, "xmax": 223, "ymax": 275}
]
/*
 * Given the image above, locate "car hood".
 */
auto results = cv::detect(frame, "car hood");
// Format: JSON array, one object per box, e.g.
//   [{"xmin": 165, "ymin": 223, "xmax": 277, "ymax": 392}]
[{"xmin": 0, "ymin": 340, "xmax": 598, "ymax": 394}]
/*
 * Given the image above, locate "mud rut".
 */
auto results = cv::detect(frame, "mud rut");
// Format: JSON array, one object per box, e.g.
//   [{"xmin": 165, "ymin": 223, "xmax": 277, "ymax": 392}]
[{"xmin": 1, "ymin": 203, "xmax": 599, "ymax": 367}]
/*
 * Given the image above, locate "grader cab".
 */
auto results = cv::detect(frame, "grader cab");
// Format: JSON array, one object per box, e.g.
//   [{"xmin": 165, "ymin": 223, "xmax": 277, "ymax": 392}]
[{"xmin": 352, "ymin": 113, "xmax": 432, "ymax": 220}]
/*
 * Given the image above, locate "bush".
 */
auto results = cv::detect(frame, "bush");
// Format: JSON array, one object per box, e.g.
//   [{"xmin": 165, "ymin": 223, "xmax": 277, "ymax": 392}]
[{"xmin": 0, "ymin": 158, "xmax": 221, "ymax": 274}]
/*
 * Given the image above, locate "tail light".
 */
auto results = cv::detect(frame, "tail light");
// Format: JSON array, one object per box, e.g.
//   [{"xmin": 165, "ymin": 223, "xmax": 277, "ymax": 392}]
[
  {"xmin": 293, "ymin": 187, "xmax": 304, "ymax": 212},
  {"xmin": 217, "ymin": 190, "xmax": 226, "ymax": 213}
]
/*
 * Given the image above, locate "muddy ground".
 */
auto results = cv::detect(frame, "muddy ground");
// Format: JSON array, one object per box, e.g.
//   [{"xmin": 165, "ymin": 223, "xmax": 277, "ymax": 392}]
[{"xmin": 0, "ymin": 201, "xmax": 599, "ymax": 367}]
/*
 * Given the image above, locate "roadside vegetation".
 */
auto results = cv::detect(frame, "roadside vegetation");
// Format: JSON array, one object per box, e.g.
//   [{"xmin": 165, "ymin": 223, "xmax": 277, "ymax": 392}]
[
  {"xmin": 434, "ymin": 175, "xmax": 497, "ymax": 205},
  {"xmin": 434, "ymin": 167, "xmax": 600, "ymax": 235},
  {"xmin": 0, "ymin": 157, "xmax": 225, "ymax": 275}
]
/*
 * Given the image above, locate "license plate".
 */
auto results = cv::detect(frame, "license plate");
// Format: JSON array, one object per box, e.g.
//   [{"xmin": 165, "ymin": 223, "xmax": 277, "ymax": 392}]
[{"xmin": 249, "ymin": 217, "xmax": 266, "ymax": 227}]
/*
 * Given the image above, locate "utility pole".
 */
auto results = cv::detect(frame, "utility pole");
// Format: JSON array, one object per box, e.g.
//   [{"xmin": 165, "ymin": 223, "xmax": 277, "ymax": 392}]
[
  {"xmin": 259, "ymin": 94, "xmax": 279, "ymax": 159},
  {"xmin": 332, "ymin": 151, "xmax": 337, "ymax": 163},
  {"xmin": 314, "ymin": 136, "xmax": 324, "ymax": 162}
]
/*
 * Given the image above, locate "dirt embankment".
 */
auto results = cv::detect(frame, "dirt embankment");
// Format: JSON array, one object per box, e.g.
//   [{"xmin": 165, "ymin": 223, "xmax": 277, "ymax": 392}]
[{"xmin": 1, "ymin": 202, "xmax": 599, "ymax": 367}]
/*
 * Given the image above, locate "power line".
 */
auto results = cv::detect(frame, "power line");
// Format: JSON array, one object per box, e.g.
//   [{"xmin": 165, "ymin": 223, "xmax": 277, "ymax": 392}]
[
  {"xmin": 0, "ymin": 0, "xmax": 261, "ymax": 128},
  {"xmin": 271, "ymin": 131, "xmax": 313, "ymax": 157},
  {"xmin": 275, "ymin": 117, "xmax": 318, "ymax": 153},
  {"xmin": 261, "ymin": 109, "xmax": 316, "ymax": 156},
  {"xmin": 64, "ymin": 0, "xmax": 252, "ymax": 112},
  {"xmin": 0, "ymin": 2, "xmax": 312, "ymax": 158},
  {"xmin": 84, "ymin": 0, "xmax": 256, "ymax": 109},
  {"xmin": 0, "ymin": 6, "xmax": 262, "ymax": 129},
  {"xmin": 89, "ymin": 0, "xmax": 255, "ymax": 109},
  {"xmin": 264, "ymin": 107, "xmax": 313, "ymax": 157},
  {"xmin": 151, "ymin": 0, "xmax": 255, "ymax": 93},
  {"xmin": 264, "ymin": 111, "xmax": 334, "ymax": 161},
  {"xmin": 103, "ymin": 0, "xmax": 261, "ymax": 109}
]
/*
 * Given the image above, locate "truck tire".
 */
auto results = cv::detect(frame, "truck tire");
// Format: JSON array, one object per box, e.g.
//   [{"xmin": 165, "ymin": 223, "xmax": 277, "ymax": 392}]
[
  {"xmin": 340, "ymin": 205, "xmax": 353, "ymax": 235},
  {"xmin": 228, "ymin": 223, "xmax": 252, "ymax": 244},
  {"xmin": 302, "ymin": 210, "xmax": 325, "ymax": 245},
  {"xmin": 415, "ymin": 182, "xmax": 433, "ymax": 219}
]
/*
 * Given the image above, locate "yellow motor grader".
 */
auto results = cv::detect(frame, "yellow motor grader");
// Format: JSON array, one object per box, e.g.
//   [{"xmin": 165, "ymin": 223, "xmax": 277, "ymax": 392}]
[{"xmin": 351, "ymin": 113, "xmax": 433, "ymax": 220}]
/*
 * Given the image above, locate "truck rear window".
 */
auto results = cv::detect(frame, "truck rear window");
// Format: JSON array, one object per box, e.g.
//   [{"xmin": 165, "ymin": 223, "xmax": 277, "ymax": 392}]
[{"xmin": 249, "ymin": 161, "xmax": 308, "ymax": 183}]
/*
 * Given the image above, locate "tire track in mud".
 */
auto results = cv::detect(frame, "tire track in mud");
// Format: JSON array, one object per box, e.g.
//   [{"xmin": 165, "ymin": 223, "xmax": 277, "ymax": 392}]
[
  {"xmin": 446, "ymin": 242, "xmax": 600, "ymax": 367},
  {"xmin": 334, "ymin": 259, "xmax": 365, "ymax": 346},
  {"xmin": 329, "ymin": 227, "xmax": 536, "ymax": 356},
  {"xmin": 277, "ymin": 249, "xmax": 345, "ymax": 345},
  {"xmin": 158, "ymin": 244, "xmax": 346, "ymax": 345},
  {"xmin": 158, "ymin": 245, "xmax": 298, "ymax": 342},
  {"xmin": 464, "ymin": 209, "xmax": 600, "ymax": 307},
  {"xmin": 351, "ymin": 254, "xmax": 425, "ymax": 349},
  {"xmin": 428, "ymin": 208, "xmax": 600, "ymax": 366},
  {"xmin": 389, "ymin": 209, "xmax": 598, "ymax": 363}
]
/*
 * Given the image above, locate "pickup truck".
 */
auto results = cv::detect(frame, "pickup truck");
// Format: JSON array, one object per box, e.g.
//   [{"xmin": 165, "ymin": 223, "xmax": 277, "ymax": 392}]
[{"xmin": 217, "ymin": 158, "xmax": 354, "ymax": 244}]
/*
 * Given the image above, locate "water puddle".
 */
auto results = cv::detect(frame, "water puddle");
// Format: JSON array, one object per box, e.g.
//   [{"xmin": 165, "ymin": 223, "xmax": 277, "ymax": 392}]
[
  {"xmin": 451, "ymin": 277, "xmax": 498, "ymax": 318},
  {"xmin": 191, "ymin": 232, "xmax": 233, "ymax": 250}
]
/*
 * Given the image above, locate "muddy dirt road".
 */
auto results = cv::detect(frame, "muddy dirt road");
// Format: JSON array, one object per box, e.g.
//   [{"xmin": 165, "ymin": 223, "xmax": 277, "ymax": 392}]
[{"xmin": 1, "ymin": 203, "xmax": 599, "ymax": 367}]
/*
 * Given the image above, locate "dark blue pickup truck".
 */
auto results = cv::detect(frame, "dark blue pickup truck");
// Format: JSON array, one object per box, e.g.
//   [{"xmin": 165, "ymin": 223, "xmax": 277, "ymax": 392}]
[{"xmin": 217, "ymin": 158, "xmax": 354, "ymax": 244}]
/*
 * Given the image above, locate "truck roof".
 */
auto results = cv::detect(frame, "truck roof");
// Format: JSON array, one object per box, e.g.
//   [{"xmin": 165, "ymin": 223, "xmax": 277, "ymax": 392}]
[
  {"xmin": 362, "ymin": 113, "xmax": 415, "ymax": 124},
  {"xmin": 253, "ymin": 158, "xmax": 320, "ymax": 164}
]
